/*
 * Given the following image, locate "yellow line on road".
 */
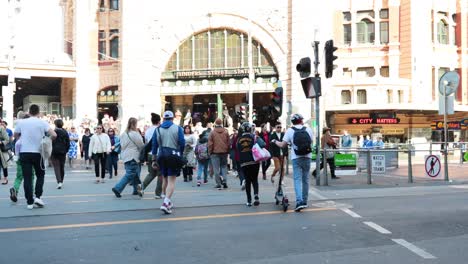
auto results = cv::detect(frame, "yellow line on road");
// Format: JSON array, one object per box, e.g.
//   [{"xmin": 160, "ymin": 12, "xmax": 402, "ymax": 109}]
[{"xmin": 0, "ymin": 207, "xmax": 336, "ymax": 233}]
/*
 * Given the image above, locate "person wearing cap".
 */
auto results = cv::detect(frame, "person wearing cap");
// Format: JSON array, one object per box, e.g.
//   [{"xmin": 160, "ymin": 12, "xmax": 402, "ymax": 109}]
[
  {"xmin": 312, "ymin": 127, "xmax": 339, "ymax": 180},
  {"xmin": 208, "ymin": 118, "xmax": 230, "ymax": 190},
  {"xmin": 151, "ymin": 110, "xmax": 185, "ymax": 214},
  {"xmin": 271, "ymin": 113, "xmax": 314, "ymax": 212}
]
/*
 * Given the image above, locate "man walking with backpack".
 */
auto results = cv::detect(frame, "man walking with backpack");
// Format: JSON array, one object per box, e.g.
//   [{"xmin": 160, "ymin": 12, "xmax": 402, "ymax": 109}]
[
  {"xmin": 51, "ymin": 119, "xmax": 70, "ymax": 189},
  {"xmin": 272, "ymin": 114, "xmax": 313, "ymax": 212},
  {"xmin": 151, "ymin": 111, "xmax": 185, "ymax": 214},
  {"xmin": 14, "ymin": 104, "xmax": 57, "ymax": 210}
]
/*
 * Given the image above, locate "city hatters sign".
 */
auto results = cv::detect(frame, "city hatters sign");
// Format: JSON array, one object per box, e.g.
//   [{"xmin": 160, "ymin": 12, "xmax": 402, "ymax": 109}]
[
  {"xmin": 348, "ymin": 118, "xmax": 400, "ymax": 124},
  {"xmin": 160, "ymin": 67, "xmax": 278, "ymax": 81}
]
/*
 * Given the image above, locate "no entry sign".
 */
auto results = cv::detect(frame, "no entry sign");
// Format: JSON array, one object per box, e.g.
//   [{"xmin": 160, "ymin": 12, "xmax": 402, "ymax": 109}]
[{"xmin": 425, "ymin": 155, "xmax": 441, "ymax": 178}]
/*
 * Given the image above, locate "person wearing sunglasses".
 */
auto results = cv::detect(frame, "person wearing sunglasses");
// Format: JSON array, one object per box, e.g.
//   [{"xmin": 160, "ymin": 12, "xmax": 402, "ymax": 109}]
[{"xmin": 89, "ymin": 126, "xmax": 111, "ymax": 183}]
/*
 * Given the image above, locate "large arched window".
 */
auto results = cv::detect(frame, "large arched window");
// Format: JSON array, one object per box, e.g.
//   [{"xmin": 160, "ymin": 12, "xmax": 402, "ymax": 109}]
[{"xmin": 164, "ymin": 29, "xmax": 275, "ymax": 73}]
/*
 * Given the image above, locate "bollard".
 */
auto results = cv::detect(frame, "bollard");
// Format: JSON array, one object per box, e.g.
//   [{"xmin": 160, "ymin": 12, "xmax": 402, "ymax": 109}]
[
  {"xmin": 366, "ymin": 148, "xmax": 372, "ymax": 184},
  {"xmin": 461, "ymin": 147, "xmax": 464, "ymax": 165},
  {"xmin": 408, "ymin": 145, "xmax": 413, "ymax": 183},
  {"xmin": 323, "ymin": 149, "xmax": 328, "ymax": 186}
]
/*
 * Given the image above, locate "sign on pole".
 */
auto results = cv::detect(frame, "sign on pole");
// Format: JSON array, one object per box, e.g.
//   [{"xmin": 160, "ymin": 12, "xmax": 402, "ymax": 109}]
[
  {"xmin": 334, "ymin": 153, "xmax": 357, "ymax": 175},
  {"xmin": 371, "ymin": 155, "xmax": 385, "ymax": 174},
  {"xmin": 425, "ymin": 155, "xmax": 441, "ymax": 178}
]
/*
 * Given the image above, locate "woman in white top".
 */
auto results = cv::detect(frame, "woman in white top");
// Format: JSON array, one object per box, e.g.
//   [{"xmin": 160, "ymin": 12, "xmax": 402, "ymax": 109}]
[
  {"xmin": 112, "ymin": 117, "xmax": 145, "ymax": 198},
  {"xmin": 88, "ymin": 125, "xmax": 111, "ymax": 183},
  {"xmin": 182, "ymin": 125, "xmax": 197, "ymax": 182}
]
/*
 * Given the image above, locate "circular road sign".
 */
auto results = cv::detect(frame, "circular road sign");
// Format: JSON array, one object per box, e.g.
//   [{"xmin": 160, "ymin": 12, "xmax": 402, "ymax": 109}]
[
  {"xmin": 438, "ymin": 71, "xmax": 460, "ymax": 96},
  {"xmin": 425, "ymin": 155, "xmax": 441, "ymax": 178}
]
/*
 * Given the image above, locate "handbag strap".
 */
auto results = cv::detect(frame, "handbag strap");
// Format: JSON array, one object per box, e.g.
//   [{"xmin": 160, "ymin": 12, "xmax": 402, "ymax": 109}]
[{"xmin": 126, "ymin": 131, "xmax": 140, "ymax": 150}]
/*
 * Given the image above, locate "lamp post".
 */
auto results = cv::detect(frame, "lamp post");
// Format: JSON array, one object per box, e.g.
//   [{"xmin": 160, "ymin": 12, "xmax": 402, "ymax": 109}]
[
  {"xmin": 247, "ymin": 16, "xmax": 254, "ymax": 123},
  {"xmin": 4, "ymin": 0, "xmax": 21, "ymax": 125}
]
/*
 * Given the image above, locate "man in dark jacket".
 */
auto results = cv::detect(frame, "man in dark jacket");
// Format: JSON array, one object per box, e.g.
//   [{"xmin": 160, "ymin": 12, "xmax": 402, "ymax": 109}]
[{"xmin": 208, "ymin": 118, "xmax": 230, "ymax": 189}]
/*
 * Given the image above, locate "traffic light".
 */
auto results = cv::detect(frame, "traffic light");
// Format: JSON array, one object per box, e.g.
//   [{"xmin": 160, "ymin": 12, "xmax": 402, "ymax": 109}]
[
  {"xmin": 237, "ymin": 104, "xmax": 247, "ymax": 122},
  {"xmin": 324, "ymin": 40, "xmax": 338, "ymax": 78},
  {"xmin": 296, "ymin": 57, "xmax": 311, "ymax": 78},
  {"xmin": 271, "ymin": 86, "xmax": 283, "ymax": 115}
]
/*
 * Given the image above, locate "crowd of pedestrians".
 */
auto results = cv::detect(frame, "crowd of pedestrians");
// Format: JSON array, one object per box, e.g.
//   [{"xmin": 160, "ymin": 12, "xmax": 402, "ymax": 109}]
[{"xmin": 3, "ymin": 105, "xmax": 337, "ymax": 214}]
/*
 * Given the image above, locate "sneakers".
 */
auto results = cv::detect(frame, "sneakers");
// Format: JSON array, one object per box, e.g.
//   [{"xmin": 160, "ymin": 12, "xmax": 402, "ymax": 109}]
[
  {"xmin": 246, "ymin": 202, "xmax": 252, "ymax": 207},
  {"xmin": 161, "ymin": 194, "xmax": 166, "ymax": 199},
  {"xmin": 294, "ymin": 202, "xmax": 307, "ymax": 212},
  {"xmin": 95, "ymin": 179, "xmax": 100, "ymax": 184},
  {"xmin": 160, "ymin": 203, "xmax": 172, "ymax": 214},
  {"xmin": 112, "ymin": 188, "xmax": 121, "ymax": 198},
  {"xmin": 34, "ymin": 198, "xmax": 45, "ymax": 208},
  {"xmin": 197, "ymin": 181, "xmax": 201, "ymax": 187},
  {"xmin": 57, "ymin": 183, "xmax": 63, "ymax": 189},
  {"xmin": 253, "ymin": 196, "xmax": 260, "ymax": 206},
  {"xmin": 136, "ymin": 184, "xmax": 143, "ymax": 197},
  {"xmin": 154, "ymin": 195, "xmax": 162, "ymax": 199},
  {"xmin": 27, "ymin": 204, "xmax": 34, "ymax": 210},
  {"xmin": 9, "ymin": 188, "xmax": 17, "ymax": 203},
  {"xmin": 241, "ymin": 180, "xmax": 246, "ymax": 191},
  {"xmin": 214, "ymin": 185, "xmax": 222, "ymax": 190},
  {"xmin": 203, "ymin": 179, "xmax": 208, "ymax": 184}
]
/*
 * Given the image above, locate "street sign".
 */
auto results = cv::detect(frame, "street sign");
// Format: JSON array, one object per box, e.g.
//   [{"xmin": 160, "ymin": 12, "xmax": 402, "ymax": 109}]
[
  {"xmin": 335, "ymin": 153, "xmax": 357, "ymax": 175},
  {"xmin": 425, "ymin": 155, "xmax": 441, "ymax": 178},
  {"xmin": 439, "ymin": 71, "xmax": 459, "ymax": 96},
  {"xmin": 371, "ymin": 155, "xmax": 385, "ymax": 174}
]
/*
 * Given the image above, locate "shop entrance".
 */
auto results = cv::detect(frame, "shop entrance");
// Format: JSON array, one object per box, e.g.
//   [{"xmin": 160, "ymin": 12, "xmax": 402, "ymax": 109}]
[{"xmin": 97, "ymin": 86, "xmax": 119, "ymax": 124}]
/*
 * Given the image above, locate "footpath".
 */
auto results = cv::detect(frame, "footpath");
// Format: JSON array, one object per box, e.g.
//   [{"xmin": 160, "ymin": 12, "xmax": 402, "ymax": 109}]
[{"xmin": 0, "ymin": 161, "xmax": 467, "ymax": 218}]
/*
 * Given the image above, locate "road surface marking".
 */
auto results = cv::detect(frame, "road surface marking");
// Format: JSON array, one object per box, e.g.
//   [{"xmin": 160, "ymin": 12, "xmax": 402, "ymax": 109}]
[
  {"xmin": 392, "ymin": 239, "xmax": 436, "ymax": 259},
  {"xmin": 363, "ymin": 221, "xmax": 391, "ymax": 234},
  {"xmin": 341, "ymin": 208, "xmax": 362, "ymax": 218},
  {"xmin": 0, "ymin": 207, "xmax": 336, "ymax": 233},
  {"xmin": 308, "ymin": 188, "xmax": 328, "ymax": 200},
  {"xmin": 69, "ymin": 201, "xmax": 92, "ymax": 203}
]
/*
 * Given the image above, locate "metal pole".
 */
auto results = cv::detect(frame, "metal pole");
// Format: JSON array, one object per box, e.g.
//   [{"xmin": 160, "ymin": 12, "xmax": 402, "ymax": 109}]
[
  {"xmin": 247, "ymin": 17, "xmax": 254, "ymax": 123},
  {"xmin": 443, "ymin": 86, "xmax": 449, "ymax": 181},
  {"xmin": 323, "ymin": 148, "xmax": 328, "ymax": 186},
  {"xmin": 408, "ymin": 145, "xmax": 413, "ymax": 183},
  {"xmin": 313, "ymin": 41, "xmax": 321, "ymax": 186},
  {"xmin": 429, "ymin": 141, "xmax": 432, "ymax": 155},
  {"xmin": 367, "ymin": 148, "xmax": 372, "ymax": 184}
]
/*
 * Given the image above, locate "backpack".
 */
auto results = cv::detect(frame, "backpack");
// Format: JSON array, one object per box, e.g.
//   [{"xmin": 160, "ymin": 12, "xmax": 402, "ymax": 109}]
[
  {"xmin": 52, "ymin": 128, "xmax": 70, "ymax": 155},
  {"xmin": 292, "ymin": 127, "xmax": 312, "ymax": 155},
  {"xmin": 196, "ymin": 142, "xmax": 209, "ymax": 161}
]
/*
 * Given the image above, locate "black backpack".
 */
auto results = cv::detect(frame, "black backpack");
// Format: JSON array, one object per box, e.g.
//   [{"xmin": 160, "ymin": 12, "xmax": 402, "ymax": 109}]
[
  {"xmin": 52, "ymin": 128, "xmax": 70, "ymax": 155},
  {"xmin": 292, "ymin": 127, "xmax": 312, "ymax": 155}
]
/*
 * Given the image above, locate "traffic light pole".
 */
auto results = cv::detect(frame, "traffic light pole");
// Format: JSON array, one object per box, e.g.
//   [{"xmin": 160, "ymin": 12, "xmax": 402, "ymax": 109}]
[{"xmin": 312, "ymin": 41, "xmax": 321, "ymax": 186}]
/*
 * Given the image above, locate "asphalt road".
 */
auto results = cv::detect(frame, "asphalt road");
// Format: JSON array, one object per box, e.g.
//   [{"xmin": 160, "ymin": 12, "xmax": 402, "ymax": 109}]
[{"xmin": 1, "ymin": 162, "xmax": 468, "ymax": 264}]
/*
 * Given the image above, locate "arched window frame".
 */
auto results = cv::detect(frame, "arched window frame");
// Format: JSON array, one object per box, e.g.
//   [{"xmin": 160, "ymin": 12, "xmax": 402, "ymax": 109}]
[
  {"xmin": 164, "ymin": 29, "xmax": 275, "ymax": 72},
  {"xmin": 357, "ymin": 18, "xmax": 375, "ymax": 44},
  {"xmin": 437, "ymin": 19, "xmax": 449, "ymax": 44}
]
